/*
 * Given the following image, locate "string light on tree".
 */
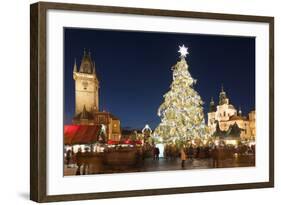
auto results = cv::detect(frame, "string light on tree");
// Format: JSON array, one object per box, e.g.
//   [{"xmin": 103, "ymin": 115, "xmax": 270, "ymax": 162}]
[{"xmin": 154, "ymin": 45, "xmax": 208, "ymax": 146}]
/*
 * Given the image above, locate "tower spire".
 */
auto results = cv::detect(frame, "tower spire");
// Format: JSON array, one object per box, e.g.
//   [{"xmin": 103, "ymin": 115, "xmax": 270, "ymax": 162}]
[
  {"xmin": 209, "ymin": 97, "xmax": 216, "ymax": 112},
  {"xmin": 81, "ymin": 105, "xmax": 88, "ymax": 119},
  {"xmin": 83, "ymin": 48, "xmax": 86, "ymax": 56},
  {"xmin": 79, "ymin": 48, "xmax": 96, "ymax": 74},
  {"xmin": 73, "ymin": 58, "xmax": 77, "ymax": 72},
  {"xmin": 93, "ymin": 61, "xmax": 96, "ymax": 74},
  {"xmin": 219, "ymin": 84, "xmax": 228, "ymax": 105},
  {"xmin": 238, "ymin": 106, "xmax": 242, "ymax": 116}
]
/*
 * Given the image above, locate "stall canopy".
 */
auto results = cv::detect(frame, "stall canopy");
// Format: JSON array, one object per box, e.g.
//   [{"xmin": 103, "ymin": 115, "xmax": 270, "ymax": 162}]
[{"xmin": 64, "ymin": 124, "xmax": 101, "ymax": 145}]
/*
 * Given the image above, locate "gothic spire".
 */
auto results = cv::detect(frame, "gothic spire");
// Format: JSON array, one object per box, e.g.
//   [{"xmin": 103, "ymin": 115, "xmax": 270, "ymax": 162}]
[
  {"xmin": 88, "ymin": 48, "xmax": 91, "ymax": 57},
  {"xmin": 238, "ymin": 106, "xmax": 242, "ymax": 116},
  {"xmin": 73, "ymin": 58, "xmax": 77, "ymax": 72},
  {"xmin": 79, "ymin": 48, "xmax": 96, "ymax": 74},
  {"xmin": 209, "ymin": 97, "xmax": 216, "ymax": 112},
  {"xmin": 92, "ymin": 61, "xmax": 96, "ymax": 74},
  {"xmin": 88, "ymin": 50, "xmax": 96, "ymax": 74},
  {"xmin": 81, "ymin": 105, "xmax": 88, "ymax": 119},
  {"xmin": 219, "ymin": 84, "xmax": 228, "ymax": 105}
]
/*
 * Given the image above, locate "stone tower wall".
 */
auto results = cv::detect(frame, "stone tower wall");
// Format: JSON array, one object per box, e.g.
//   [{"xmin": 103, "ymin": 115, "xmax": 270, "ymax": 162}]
[{"xmin": 74, "ymin": 72, "xmax": 99, "ymax": 115}]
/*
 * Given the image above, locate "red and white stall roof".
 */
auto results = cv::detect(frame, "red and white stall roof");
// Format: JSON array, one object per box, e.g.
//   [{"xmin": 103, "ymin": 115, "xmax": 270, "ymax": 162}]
[{"xmin": 64, "ymin": 124, "xmax": 101, "ymax": 145}]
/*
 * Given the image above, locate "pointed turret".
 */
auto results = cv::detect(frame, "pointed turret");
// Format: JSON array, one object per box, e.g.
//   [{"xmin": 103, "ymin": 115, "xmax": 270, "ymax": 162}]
[
  {"xmin": 209, "ymin": 97, "xmax": 216, "ymax": 112},
  {"xmin": 83, "ymin": 48, "xmax": 86, "ymax": 56},
  {"xmin": 79, "ymin": 49, "xmax": 96, "ymax": 74},
  {"xmin": 238, "ymin": 107, "xmax": 242, "ymax": 116},
  {"xmin": 228, "ymin": 122, "xmax": 243, "ymax": 137},
  {"xmin": 73, "ymin": 58, "xmax": 77, "ymax": 72},
  {"xmin": 88, "ymin": 49, "xmax": 96, "ymax": 74},
  {"xmin": 81, "ymin": 105, "xmax": 89, "ymax": 119},
  {"xmin": 219, "ymin": 84, "xmax": 229, "ymax": 105},
  {"xmin": 93, "ymin": 60, "xmax": 96, "ymax": 74},
  {"xmin": 88, "ymin": 49, "xmax": 91, "ymax": 56}
]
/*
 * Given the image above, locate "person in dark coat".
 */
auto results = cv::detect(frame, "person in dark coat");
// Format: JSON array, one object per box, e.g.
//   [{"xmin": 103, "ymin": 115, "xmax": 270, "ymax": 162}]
[
  {"xmin": 180, "ymin": 148, "xmax": 187, "ymax": 168},
  {"xmin": 212, "ymin": 146, "xmax": 219, "ymax": 168},
  {"xmin": 82, "ymin": 147, "xmax": 90, "ymax": 175},
  {"xmin": 75, "ymin": 148, "xmax": 83, "ymax": 175},
  {"xmin": 188, "ymin": 145, "xmax": 194, "ymax": 161},
  {"xmin": 196, "ymin": 146, "xmax": 200, "ymax": 158},
  {"xmin": 66, "ymin": 149, "xmax": 72, "ymax": 167},
  {"xmin": 155, "ymin": 147, "xmax": 160, "ymax": 160},
  {"xmin": 152, "ymin": 146, "xmax": 156, "ymax": 160},
  {"xmin": 204, "ymin": 146, "xmax": 210, "ymax": 158}
]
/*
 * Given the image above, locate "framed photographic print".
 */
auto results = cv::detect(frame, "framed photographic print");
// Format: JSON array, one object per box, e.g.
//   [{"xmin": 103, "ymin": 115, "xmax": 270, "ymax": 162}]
[{"xmin": 30, "ymin": 2, "xmax": 274, "ymax": 202}]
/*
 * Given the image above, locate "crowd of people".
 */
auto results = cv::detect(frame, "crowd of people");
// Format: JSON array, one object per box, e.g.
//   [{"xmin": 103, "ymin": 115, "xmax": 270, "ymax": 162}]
[
  {"xmin": 163, "ymin": 144, "xmax": 256, "ymax": 168},
  {"xmin": 164, "ymin": 144, "xmax": 212, "ymax": 161},
  {"xmin": 65, "ymin": 147, "xmax": 91, "ymax": 175},
  {"xmin": 65, "ymin": 142, "xmax": 256, "ymax": 174}
]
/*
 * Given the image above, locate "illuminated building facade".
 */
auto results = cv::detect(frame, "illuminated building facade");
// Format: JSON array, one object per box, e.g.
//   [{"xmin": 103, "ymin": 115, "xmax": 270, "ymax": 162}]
[{"xmin": 208, "ymin": 86, "xmax": 256, "ymax": 142}]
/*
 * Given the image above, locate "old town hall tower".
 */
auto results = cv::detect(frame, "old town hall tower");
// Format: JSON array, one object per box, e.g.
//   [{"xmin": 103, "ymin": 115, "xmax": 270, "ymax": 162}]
[
  {"xmin": 73, "ymin": 49, "xmax": 99, "ymax": 116},
  {"xmin": 72, "ymin": 49, "xmax": 121, "ymax": 141}
]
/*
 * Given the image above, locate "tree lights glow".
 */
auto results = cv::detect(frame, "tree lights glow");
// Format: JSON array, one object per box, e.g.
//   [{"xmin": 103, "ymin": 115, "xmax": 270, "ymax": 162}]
[{"xmin": 154, "ymin": 45, "xmax": 208, "ymax": 145}]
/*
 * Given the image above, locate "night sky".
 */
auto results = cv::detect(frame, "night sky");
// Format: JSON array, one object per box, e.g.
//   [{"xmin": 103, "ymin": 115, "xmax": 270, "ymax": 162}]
[{"xmin": 64, "ymin": 28, "xmax": 255, "ymax": 130}]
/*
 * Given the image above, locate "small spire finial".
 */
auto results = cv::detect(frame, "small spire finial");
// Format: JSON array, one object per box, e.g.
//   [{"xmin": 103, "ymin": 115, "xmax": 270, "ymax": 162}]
[
  {"xmin": 238, "ymin": 106, "xmax": 242, "ymax": 116},
  {"xmin": 221, "ymin": 84, "xmax": 224, "ymax": 92},
  {"xmin": 83, "ymin": 48, "xmax": 86, "ymax": 56},
  {"xmin": 93, "ymin": 61, "xmax": 96, "ymax": 74},
  {"xmin": 209, "ymin": 97, "xmax": 216, "ymax": 112},
  {"xmin": 73, "ymin": 58, "xmax": 77, "ymax": 72}
]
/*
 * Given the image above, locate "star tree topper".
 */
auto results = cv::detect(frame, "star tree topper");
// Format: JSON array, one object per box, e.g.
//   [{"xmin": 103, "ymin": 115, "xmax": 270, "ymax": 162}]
[{"xmin": 178, "ymin": 44, "xmax": 189, "ymax": 58}]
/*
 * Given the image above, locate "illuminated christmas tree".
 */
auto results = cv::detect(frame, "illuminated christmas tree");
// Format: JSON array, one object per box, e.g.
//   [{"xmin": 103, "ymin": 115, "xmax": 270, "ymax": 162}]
[{"xmin": 154, "ymin": 45, "xmax": 207, "ymax": 145}]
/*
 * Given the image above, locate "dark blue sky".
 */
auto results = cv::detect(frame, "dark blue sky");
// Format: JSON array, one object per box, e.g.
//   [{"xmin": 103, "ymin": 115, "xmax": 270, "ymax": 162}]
[{"xmin": 64, "ymin": 28, "xmax": 255, "ymax": 130}]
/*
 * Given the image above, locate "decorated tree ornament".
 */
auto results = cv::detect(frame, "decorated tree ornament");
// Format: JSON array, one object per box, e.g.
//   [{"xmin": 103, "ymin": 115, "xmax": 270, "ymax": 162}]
[
  {"xmin": 154, "ymin": 45, "xmax": 208, "ymax": 145},
  {"xmin": 178, "ymin": 44, "xmax": 189, "ymax": 58}
]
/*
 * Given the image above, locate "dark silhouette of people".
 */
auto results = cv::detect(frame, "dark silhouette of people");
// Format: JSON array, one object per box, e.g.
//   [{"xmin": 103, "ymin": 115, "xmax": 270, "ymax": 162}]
[
  {"xmin": 75, "ymin": 148, "xmax": 83, "ymax": 175},
  {"xmin": 181, "ymin": 148, "xmax": 187, "ymax": 168},
  {"xmin": 153, "ymin": 146, "xmax": 160, "ymax": 160},
  {"xmin": 204, "ymin": 146, "xmax": 210, "ymax": 158},
  {"xmin": 66, "ymin": 149, "xmax": 72, "ymax": 167},
  {"xmin": 212, "ymin": 146, "xmax": 219, "ymax": 168},
  {"xmin": 155, "ymin": 147, "xmax": 160, "ymax": 160},
  {"xmin": 82, "ymin": 147, "xmax": 90, "ymax": 175},
  {"xmin": 188, "ymin": 145, "xmax": 194, "ymax": 161},
  {"xmin": 196, "ymin": 146, "xmax": 200, "ymax": 158}
]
